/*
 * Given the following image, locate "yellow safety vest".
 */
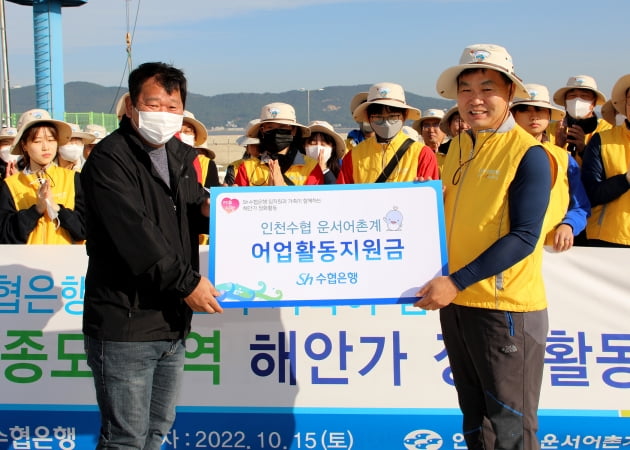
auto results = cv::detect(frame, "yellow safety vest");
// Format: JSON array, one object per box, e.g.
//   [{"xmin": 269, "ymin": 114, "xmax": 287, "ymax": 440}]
[
  {"xmin": 441, "ymin": 125, "xmax": 549, "ymax": 311},
  {"xmin": 585, "ymin": 125, "xmax": 630, "ymax": 245},
  {"xmin": 5, "ymin": 165, "xmax": 80, "ymax": 244}
]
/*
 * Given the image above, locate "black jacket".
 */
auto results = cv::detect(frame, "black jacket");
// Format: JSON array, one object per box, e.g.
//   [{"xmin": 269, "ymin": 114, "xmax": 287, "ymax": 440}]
[{"xmin": 81, "ymin": 116, "xmax": 209, "ymax": 341}]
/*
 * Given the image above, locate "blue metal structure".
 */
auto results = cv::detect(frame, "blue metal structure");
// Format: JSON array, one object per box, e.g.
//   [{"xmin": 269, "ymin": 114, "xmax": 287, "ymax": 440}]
[{"xmin": 7, "ymin": 0, "xmax": 87, "ymax": 119}]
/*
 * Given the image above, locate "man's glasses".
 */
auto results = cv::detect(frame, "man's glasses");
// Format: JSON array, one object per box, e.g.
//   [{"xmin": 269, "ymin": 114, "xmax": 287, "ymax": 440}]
[{"xmin": 370, "ymin": 113, "xmax": 403, "ymax": 125}]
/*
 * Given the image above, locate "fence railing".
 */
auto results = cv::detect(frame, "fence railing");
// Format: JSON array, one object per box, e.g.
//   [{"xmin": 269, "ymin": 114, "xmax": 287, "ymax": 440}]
[{"xmin": 5, "ymin": 112, "xmax": 119, "ymax": 133}]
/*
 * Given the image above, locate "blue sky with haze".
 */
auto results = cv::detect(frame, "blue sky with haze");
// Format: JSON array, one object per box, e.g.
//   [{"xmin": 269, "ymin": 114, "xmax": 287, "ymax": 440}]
[{"xmin": 4, "ymin": 0, "xmax": 627, "ymax": 104}]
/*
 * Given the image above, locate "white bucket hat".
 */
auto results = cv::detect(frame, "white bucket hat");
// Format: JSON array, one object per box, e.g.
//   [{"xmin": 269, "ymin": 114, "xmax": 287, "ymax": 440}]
[
  {"xmin": 236, "ymin": 135, "xmax": 260, "ymax": 146},
  {"xmin": 436, "ymin": 44, "xmax": 528, "ymax": 100},
  {"xmin": 511, "ymin": 84, "xmax": 566, "ymax": 121},
  {"xmin": 116, "ymin": 92, "xmax": 130, "ymax": 119},
  {"xmin": 306, "ymin": 120, "xmax": 346, "ymax": 159},
  {"xmin": 247, "ymin": 103, "xmax": 310, "ymax": 138},
  {"xmin": 610, "ymin": 74, "xmax": 630, "ymax": 115},
  {"xmin": 412, "ymin": 108, "xmax": 446, "ymax": 133},
  {"xmin": 349, "ymin": 91, "xmax": 368, "ymax": 116},
  {"xmin": 68, "ymin": 123, "xmax": 96, "ymax": 144},
  {"xmin": 182, "ymin": 111, "xmax": 208, "ymax": 147},
  {"xmin": 552, "ymin": 75, "xmax": 606, "ymax": 107},
  {"xmin": 85, "ymin": 124, "xmax": 108, "ymax": 143},
  {"xmin": 401, "ymin": 126, "xmax": 420, "ymax": 142},
  {"xmin": 352, "ymin": 82, "xmax": 421, "ymax": 122},
  {"xmin": 237, "ymin": 119, "xmax": 261, "ymax": 146},
  {"xmin": 0, "ymin": 126, "xmax": 18, "ymax": 141},
  {"xmin": 11, "ymin": 109, "xmax": 72, "ymax": 155},
  {"xmin": 439, "ymin": 105, "xmax": 461, "ymax": 135}
]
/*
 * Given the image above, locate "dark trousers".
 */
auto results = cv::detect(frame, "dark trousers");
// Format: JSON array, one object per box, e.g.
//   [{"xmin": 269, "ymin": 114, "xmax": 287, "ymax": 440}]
[{"xmin": 440, "ymin": 304, "xmax": 548, "ymax": 450}]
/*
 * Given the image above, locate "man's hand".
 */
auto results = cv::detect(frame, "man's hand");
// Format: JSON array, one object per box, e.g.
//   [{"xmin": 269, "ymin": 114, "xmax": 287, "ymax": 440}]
[
  {"xmin": 414, "ymin": 276, "xmax": 458, "ymax": 311},
  {"xmin": 184, "ymin": 276, "xmax": 224, "ymax": 314}
]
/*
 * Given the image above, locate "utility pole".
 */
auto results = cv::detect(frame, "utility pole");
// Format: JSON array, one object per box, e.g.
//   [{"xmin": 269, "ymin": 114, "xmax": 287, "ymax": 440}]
[
  {"xmin": 299, "ymin": 87, "xmax": 324, "ymax": 124},
  {"xmin": 0, "ymin": 0, "xmax": 11, "ymax": 126}
]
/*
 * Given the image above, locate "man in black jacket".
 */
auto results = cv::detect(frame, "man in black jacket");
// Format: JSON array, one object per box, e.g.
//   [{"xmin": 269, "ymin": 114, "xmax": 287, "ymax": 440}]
[{"xmin": 81, "ymin": 62, "xmax": 223, "ymax": 449}]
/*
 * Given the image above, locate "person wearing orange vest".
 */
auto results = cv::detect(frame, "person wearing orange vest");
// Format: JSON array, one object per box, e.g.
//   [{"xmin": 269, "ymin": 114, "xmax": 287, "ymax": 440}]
[
  {"xmin": 581, "ymin": 73, "xmax": 630, "ymax": 247},
  {"xmin": 415, "ymin": 44, "xmax": 552, "ymax": 450},
  {"xmin": 0, "ymin": 109, "xmax": 85, "ymax": 244}
]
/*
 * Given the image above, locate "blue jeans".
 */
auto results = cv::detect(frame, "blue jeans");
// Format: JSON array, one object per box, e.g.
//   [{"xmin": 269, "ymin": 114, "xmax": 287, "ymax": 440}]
[{"xmin": 84, "ymin": 337, "xmax": 186, "ymax": 450}]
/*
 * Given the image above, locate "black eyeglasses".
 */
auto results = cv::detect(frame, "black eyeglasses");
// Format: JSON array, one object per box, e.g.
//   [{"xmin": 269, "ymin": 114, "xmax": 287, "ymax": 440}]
[{"xmin": 370, "ymin": 113, "xmax": 403, "ymax": 126}]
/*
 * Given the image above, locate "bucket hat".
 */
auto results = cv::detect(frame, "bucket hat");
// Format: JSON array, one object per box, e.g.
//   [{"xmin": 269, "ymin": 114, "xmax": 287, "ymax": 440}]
[
  {"xmin": 436, "ymin": 44, "xmax": 528, "ymax": 100},
  {"xmin": 68, "ymin": 123, "xmax": 96, "ymax": 144},
  {"xmin": 0, "ymin": 127, "xmax": 18, "ymax": 141},
  {"xmin": 511, "ymin": 83, "xmax": 566, "ymax": 121},
  {"xmin": 116, "ymin": 92, "xmax": 130, "ymax": 119},
  {"xmin": 11, "ymin": 109, "xmax": 72, "ymax": 155},
  {"xmin": 183, "ymin": 111, "xmax": 208, "ymax": 147},
  {"xmin": 306, "ymin": 120, "xmax": 346, "ymax": 159},
  {"xmin": 552, "ymin": 75, "xmax": 606, "ymax": 107},
  {"xmin": 352, "ymin": 82, "xmax": 421, "ymax": 122},
  {"xmin": 610, "ymin": 74, "xmax": 630, "ymax": 115},
  {"xmin": 237, "ymin": 119, "xmax": 261, "ymax": 146},
  {"xmin": 247, "ymin": 103, "xmax": 310, "ymax": 138},
  {"xmin": 439, "ymin": 105, "xmax": 461, "ymax": 135},
  {"xmin": 85, "ymin": 124, "xmax": 108, "ymax": 143},
  {"xmin": 349, "ymin": 91, "xmax": 368, "ymax": 115},
  {"xmin": 412, "ymin": 108, "xmax": 445, "ymax": 134}
]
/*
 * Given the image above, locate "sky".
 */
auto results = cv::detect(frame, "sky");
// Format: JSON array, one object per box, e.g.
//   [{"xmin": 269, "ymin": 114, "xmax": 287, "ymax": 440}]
[{"xmin": 2, "ymin": 0, "xmax": 628, "ymax": 105}]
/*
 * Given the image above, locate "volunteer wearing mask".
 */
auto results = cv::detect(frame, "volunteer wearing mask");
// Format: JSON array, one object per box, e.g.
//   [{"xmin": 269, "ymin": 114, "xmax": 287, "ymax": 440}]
[
  {"xmin": 234, "ymin": 102, "xmax": 324, "ymax": 186},
  {"xmin": 0, "ymin": 127, "xmax": 23, "ymax": 180},
  {"xmin": 178, "ymin": 110, "xmax": 220, "ymax": 189},
  {"xmin": 337, "ymin": 82, "xmax": 439, "ymax": 184},
  {"xmin": 303, "ymin": 120, "xmax": 344, "ymax": 184},
  {"xmin": 548, "ymin": 75, "xmax": 611, "ymax": 164},
  {"xmin": 57, "ymin": 123, "xmax": 96, "ymax": 171},
  {"xmin": 0, "ymin": 109, "xmax": 85, "ymax": 244}
]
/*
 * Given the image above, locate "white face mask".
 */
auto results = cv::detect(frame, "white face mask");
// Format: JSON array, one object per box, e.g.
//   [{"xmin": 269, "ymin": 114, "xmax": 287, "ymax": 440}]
[
  {"xmin": 136, "ymin": 109, "xmax": 183, "ymax": 146},
  {"xmin": 565, "ymin": 98, "xmax": 592, "ymax": 119},
  {"xmin": 58, "ymin": 143, "xmax": 84, "ymax": 162},
  {"xmin": 0, "ymin": 145, "xmax": 19, "ymax": 164},
  {"xmin": 304, "ymin": 144, "xmax": 332, "ymax": 162},
  {"xmin": 179, "ymin": 133, "xmax": 195, "ymax": 146}
]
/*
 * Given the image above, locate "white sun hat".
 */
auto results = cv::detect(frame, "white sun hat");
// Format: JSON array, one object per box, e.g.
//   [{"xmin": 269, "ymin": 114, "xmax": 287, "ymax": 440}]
[
  {"xmin": 247, "ymin": 103, "xmax": 310, "ymax": 138},
  {"xmin": 352, "ymin": 82, "xmax": 421, "ymax": 123},
  {"xmin": 436, "ymin": 43, "xmax": 528, "ymax": 100},
  {"xmin": 511, "ymin": 83, "xmax": 566, "ymax": 121},
  {"xmin": 11, "ymin": 109, "xmax": 72, "ymax": 155},
  {"xmin": 552, "ymin": 75, "xmax": 606, "ymax": 107}
]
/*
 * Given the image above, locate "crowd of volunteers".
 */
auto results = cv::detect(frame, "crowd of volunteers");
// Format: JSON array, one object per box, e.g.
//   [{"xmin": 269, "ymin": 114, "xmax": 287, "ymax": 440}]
[{"xmin": 1, "ymin": 44, "xmax": 629, "ymax": 450}]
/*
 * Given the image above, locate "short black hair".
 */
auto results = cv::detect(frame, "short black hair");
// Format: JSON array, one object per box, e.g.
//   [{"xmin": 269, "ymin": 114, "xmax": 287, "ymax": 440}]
[
  {"xmin": 128, "ymin": 62, "xmax": 187, "ymax": 108},
  {"xmin": 457, "ymin": 68, "xmax": 513, "ymax": 89},
  {"xmin": 366, "ymin": 104, "xmax": 406, "ymax": 117}
]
